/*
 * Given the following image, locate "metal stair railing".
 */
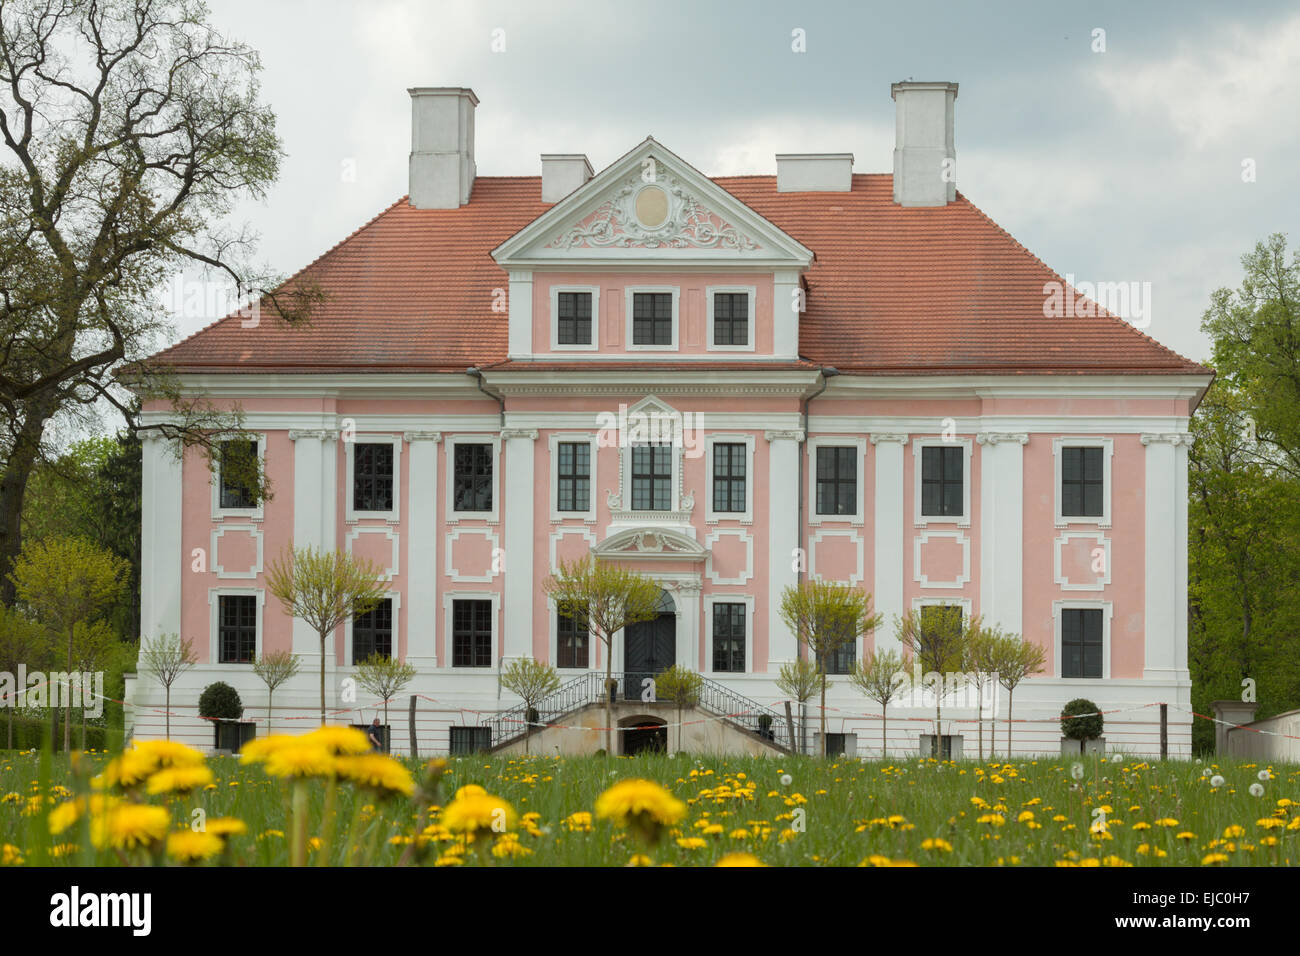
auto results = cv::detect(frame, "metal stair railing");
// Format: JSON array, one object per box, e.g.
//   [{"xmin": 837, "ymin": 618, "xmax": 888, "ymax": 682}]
[{"xmin": 482, "ymin": 670, "xmax": 792, "ymax": 753}]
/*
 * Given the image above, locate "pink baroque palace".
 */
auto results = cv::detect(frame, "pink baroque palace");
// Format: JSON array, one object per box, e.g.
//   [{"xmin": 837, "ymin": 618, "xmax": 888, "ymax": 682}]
[{"xmin": 124, "ymin": 81, "xmax": 1211, "ymax": 758}]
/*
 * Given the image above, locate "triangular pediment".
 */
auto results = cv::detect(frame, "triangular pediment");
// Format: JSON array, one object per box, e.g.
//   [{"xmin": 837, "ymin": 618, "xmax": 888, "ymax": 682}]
[{"xmin": 493, "ymin": 138, "xmax": 813, "ymax": 268}]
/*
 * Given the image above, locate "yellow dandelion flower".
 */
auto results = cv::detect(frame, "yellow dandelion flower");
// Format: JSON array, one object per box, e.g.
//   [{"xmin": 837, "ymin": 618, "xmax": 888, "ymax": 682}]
[
  {"xmin": 595, "ymin": 779, "xmax": 686, "ymax": 829},
  {"xmin": 1201, "ymin": 853, "xmax": 1229, "ymax": 866},
  {"xmin": 206, "ymin": 817, "xmax": 247, "ymax": 838},
  {"xmin": 166, "ymin": 830, "xmax": 223, "ymax": 863},
  {"xmin": 146, "ymin": 764, "xmax": 215, "ymax": 795},
  {"xmin": 99, "ymin": 750, "xmax": 158, "ymax": 789},
  {"xmin": 627, "ymin": 854, "xmax": 653, "ymax": 867},
  {"xmin": 1, "ymin": 844, "xmax": 22, "ymax": 866},
  {"xmin": 1154, "ymin": 817, "xmax": 1179, "ymax": 827},
  {"xmin": 716, "ymin": 852, "xmax": 767, "ymax": 867},
  {"xmin": 263, "ymin": 743, "xmax": 335, "ymax": 779},
  {"xmin": 301, "ymin": 726, "xmax": 372, "ymax": 755},
  {"xmin": 676, "ymin": 837, "xmax": 707, "ymax": 849},
  {"xmin": 453, "ymin": 784, "xmax": 488, "ymax": 800},
  {"xmin": 91, "ymin": 804, "xmax": 170, "ymax": 851},
  {"xmin": 1256, "ymin": 818, "xmax": 1285, "ymax": 830},
  {"xmin": 1176, "ymin": 831, "xmax": 1196, "ymax": 840},
  {"xmin": 441, "ymin": 791, "xmax": 517, "ymax": 836},
  {"xmin": 921, "ymin": 838, "xmax": 953, "ymax": 853},
  {"xmin": 131, "ymin": 740, "xmax": 205, "ymax": 768},
  {"xmin": 48, "ymin": 794, "xmax": 120, "ymax": 835},
  {"xmin": 333, "ymin": 754, "xmax": 415, "ymax": 798}
]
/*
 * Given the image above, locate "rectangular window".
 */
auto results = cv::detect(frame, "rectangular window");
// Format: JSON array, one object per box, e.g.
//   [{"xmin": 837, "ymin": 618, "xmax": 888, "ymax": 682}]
[
  {"xmin": 818, "ymin": 641, "xmax": 856, "ymax": 676},
  {"xmin": 449, "ymin": 726, "xmax": 492, "ymax": 754},
  {"xmin": 557, "ymin": 612, "xmax": 589, "ymax": 669},
  {"xmin": 556, "ymin": 291, "xmax": 593, "ymax": 346},
  {"xmin": 353, "ymin": 442, "xmax": 394, "ymax": 512},
  {"xmin": 218, "ymin": 595, "xmax": 257, "ymax": 664},
  {"xmin": 452, "ymin": 599, "xmax": 493, "ymax": 667},
  {"xmin": 921, "ymin": 445, "xmax": 964, "ymax": 517},
  {"xmin": 713, "ymin": 292, "xmax": 749, "ymax": 346},
  {"xmin": 815, "ymin": 446, "xmax": 857, "ymax": 516},
  {"xmin": 1061, "ymin": 447, "xmax": 1104, "ymax": 517},
  {"xmin": 823, "ymin": 732, "xmax": 848, "ymax": 756},
  {"xmin": 218, "ymin": 440, "xmax": 259, "ymax": 510},
  {"xmin": 712, "ymin": 603, "xmax": 746, "ymax": 672},
  {"xmin": 352, "ymin": 599, "xmax": 393, "ymax": 664},
  {"xmin": 632, "ymin": 292, "xmax": 673, "ymax": 346},
  {"xmin": 453, "ymin": 443, "xmax": 493, "ymax": 513},
  {"xmin": 556, "ymin": 442, "xmax": 591, "ymax": 513},
  {"xmin": 712, "ymin": 442, "xmax": 747, "ymax": 514},
  {"xmin": 1061, "ymin": 608, "xmax": 1103, "ymax": 678},
  {"xmin": 631, "ymin": 444, "xmax": 672, "ymax": 510}
]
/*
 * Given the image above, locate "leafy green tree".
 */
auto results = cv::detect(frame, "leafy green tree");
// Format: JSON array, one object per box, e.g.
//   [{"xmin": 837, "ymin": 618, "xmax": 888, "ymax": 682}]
[
  {"xmin": 780, "ymin": 580, "xmax": 882, "ymax": 757},
  {"xmin": 8, "ymin": 535, "xmax": 127, "ymax": 748},
  {"xmin": 775, "ymin": 658, "xmax": 820, "ymax": 755},
  {"xmin": 266, "ymin": 546, "xmax": 386, "ymax": 726},
  {"xmin": 849, "ymin": 648, "xmax": 909, "ymax": 758},
  {"xmin": 140, "ymin": 633, "xmax": 197, "ymax": 741},
  {"xmin": 0, "ymin": 0, "xmax": 322, "ymax": 605},
  {"xmin": 654, "ymin": 664, "xmax": 702, "ymax": 753},
  {"xmin": 252, "ymin": 649, "xmax": 300, "ymax": 736},
  {"xmin": 0, "ymin": 604, "xmax": 46, "ymax": 748},
  {"xmin": 498, "ymin": 657, "xmax": 560, "ymax": 754},
  {"xmin": 544, "ymin": 556, "xmax": 662, "ymax": 754},
  {"xmin": 984, "ymin": 631, "xmax": 1046, "ymax": 756},
  {"xmin": 353, "ymin": 653, "xmax": 417, "ymax": 752},
  {"xmin": 896, "ymin": 606, "xmax": 967, "ymax": 757}
]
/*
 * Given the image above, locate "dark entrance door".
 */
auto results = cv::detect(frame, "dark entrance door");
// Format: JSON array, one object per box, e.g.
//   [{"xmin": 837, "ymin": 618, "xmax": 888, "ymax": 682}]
[
  {"xmin": 624, "ymin": 611, "xmax": 675, "ymax": 701},
  {"xmin": 623, "ymin": 721, "xmax": 668, "ymax": 755}
]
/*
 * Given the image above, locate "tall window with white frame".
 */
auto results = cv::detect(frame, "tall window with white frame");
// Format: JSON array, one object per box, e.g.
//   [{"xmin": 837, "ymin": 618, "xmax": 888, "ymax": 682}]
[
  {"xmin": 712, "ymin": 603, "xmax": 746, "ymax": 672},
  {"xmin": 713, "ymin": 292, "xmax": 748, "ymax": 347},
  {"xmin": 557, "ymin": 611, "xmax": 588, "ymax": 669},
  {"xmin": 218, "ymin": 595, "xmax": 257, "ymax": 664},
  {"xmin": 816, "ymin": 446, "xmax": 857, "ymax": 516},
  {"xmin": 353, "ymin": 600, "xmax": 392, "ymax": 664},
  {"xmin": 453, "ymin": 443, "xmax": 493, "ymax": 513},
  {"xmin": 218, "ymin": 439, "xmax": 260, "ymax": 509},
  {"xmin": 1061, "ymin": 608, "xmax": 1103, "ymax": 678},
  {"xmin": 452, "ymin": 599, "xmax": 493, "ymax": 667},
  {"xmin": 557, "ymin": 291, "xmax": 592, "ymax": 346},
  {"xmin": 1061, "ymin": 447, "xmax": 1104, "ymax": 517},
  {"xmin": 712, "ymin": 442, "xmax": 746, "ymax": 514},
  {"xmin": 921, "ymin": 445, "xmax": 963, "ymax": 517},
  {"xmin": 556, "ymin": 442, "xmax": 590, "ymax": 513},
  {"xmin": 632, "ymin": 292, "xmax": 673, "ymax": 346},
  {"xmin": 353, "ymin": 443, "xmax": 394, "ymax": 512},
  {"xmin": 631, "ymin": 443, "xmax": 672, "ymax": 510}
]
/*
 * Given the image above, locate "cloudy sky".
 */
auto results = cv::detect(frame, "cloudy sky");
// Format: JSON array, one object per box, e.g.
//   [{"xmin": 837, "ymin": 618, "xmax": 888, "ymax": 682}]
[{"xmin": 176, "ymin": 0, "xmax": 1300, "ymax": 364}]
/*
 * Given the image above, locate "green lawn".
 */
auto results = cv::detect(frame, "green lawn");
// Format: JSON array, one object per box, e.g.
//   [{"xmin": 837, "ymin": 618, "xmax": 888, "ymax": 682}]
[{"xmin": 1, "ymin": 749, "xmax": 1297, "ymax": 866}]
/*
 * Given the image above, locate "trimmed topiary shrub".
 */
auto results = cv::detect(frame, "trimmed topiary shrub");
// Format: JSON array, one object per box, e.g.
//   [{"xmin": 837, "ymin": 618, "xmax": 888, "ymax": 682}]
[
  {"xmin": 1060, "ymin": 698, "xmax": 1103, "ymax": 741},
  {"xmin": 199, "ymin": 682, "xmax": 243, "ymax": 721}
]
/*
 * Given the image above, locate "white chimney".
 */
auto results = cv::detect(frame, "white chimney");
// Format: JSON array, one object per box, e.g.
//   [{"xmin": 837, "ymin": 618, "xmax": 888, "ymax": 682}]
[
  {"xmin": 541, "ymin": 154, "xmax": 593, "ymax": 203},
  {"xmin": 776, "ymin": 153, "xmax": 853, "ymax": 192},
  {"xmin": 891, "ymin": 81, "xmax": 958, "ymax": 207},
  {"xmin": 408, "ymin": 87, "xmax": 478, "ymax": 209}
]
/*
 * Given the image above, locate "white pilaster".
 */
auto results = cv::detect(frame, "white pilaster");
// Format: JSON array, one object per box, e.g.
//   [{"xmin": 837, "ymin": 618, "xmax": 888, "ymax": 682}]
[
  {"xmin": 870, "ymin": 434, "xmax": 908, "ymax": 653},
  {"xmin": 1142, "ymin": 432, "xmax": 1191, "ymax": 681},
  {"xmin": 140, "ymin": 434, "xmax": 183, "ymax": 643},
  {"xmin": 501, "ymin": 428, "xmax": 538, "ymax": 660},
  {"xmin": 507, "ymin": 271, "xmax": 534, "ymax": 358},
  {"xmin": 765, "ymin": 429, "xmax": 803, "ymax": 665},
  {"xmin": 772, "ymin": 270, "xmax": 801, "ymax": 359},
  {"xmin": 403, "ymin": 431, "xmax": 441, "ymax": 667},
  {"xmin": 977, "ymin": 432, "xmax": 1027, "ymax": 634},
  {"xmin": 289, "ymin": 429, "xmax": 340, "ymax": 666}
]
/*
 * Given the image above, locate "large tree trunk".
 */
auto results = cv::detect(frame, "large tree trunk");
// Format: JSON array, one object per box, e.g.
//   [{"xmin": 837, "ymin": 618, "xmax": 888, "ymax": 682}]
[{"xmin": 0, "ymin": 402, "xmax": 57, "ymax": 607}]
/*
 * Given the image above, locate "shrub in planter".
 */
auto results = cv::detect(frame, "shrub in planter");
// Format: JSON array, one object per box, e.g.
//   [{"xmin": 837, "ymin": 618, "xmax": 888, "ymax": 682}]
[
  {"xmin": 1060, "ymin": 698, "xmax": 1103, "ymax": 742},
  {"xmin": 199, "ymin": 681, "xmax": 245, "ymax": 751}
]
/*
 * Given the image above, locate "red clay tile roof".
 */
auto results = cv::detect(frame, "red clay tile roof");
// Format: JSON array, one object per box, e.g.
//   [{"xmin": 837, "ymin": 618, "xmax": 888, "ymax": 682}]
[{"xmin": 145, "ymin": 174, "xmax": 1208, "ymax": 377}]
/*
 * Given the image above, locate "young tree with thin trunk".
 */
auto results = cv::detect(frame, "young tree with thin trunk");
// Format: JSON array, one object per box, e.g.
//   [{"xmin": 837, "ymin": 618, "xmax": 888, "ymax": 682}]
[
  {"xmin": 140, "ymin": 634, "xmax": 196, "ymax": 741},
  {"xmin": 961, "ymin": 617, "xmax": 1000, "ymax": 761},
  {"xmin": 0, "ymin": 604, "xmax": 45, "ymax": 748},
  {"xmin": 9, "ymin": 535, "xmax": 127, "ymax": 749},
  {"xmin": 654, "ymin": 664, "xmax": 702, "ymax": 753},
  {"xmin": 849, "ymin": 648, "xmax": 909, "ymax": 758},
  {"xmin": 543, "ymin": 556, "xmax": 661, "ymax": 755},
  {"xmin": 498, "ymin": 657, "xmax": 560, "ymax": 754},
  {"xmin": 986, "ymin": 633, "xmax": 1047, "ymax": 756},
  {"xmin": 775, "ymin": 658, "xmax": 820, "ymax": 755},
  {"xmin": 0, "ymin": 0, "xmax": 324, "ymax": 605},
  {"xmin": 265, "ymin": 546, "xmax": 386, "ymax": 726},
  {"xmin": 896, "ymin": 606, "xmax": 968, "ymax": 758},
  {"xmin": 779, "ymin": 580, "xmax": 882, "ymax": 757},
  {"xmin": 354, "ymin": 653, "xmax": 417, "ymax": 751},
  {"xmin": 252, "ymin": 649, "xmax": 300, "ymax": 736}
]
